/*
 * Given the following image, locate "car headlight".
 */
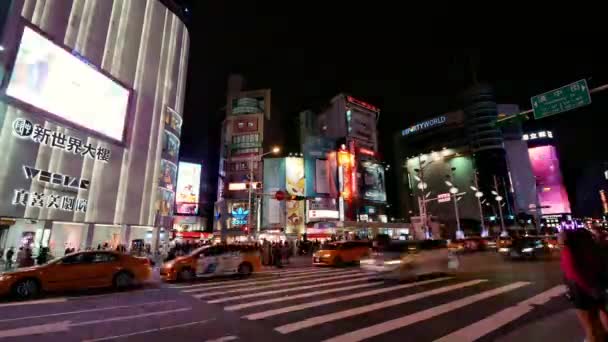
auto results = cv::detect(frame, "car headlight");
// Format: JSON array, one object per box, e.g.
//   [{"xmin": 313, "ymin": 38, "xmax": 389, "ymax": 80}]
[
  {"xmin": 360, "ymin": 259, "xmax": 374, "ymax": 265},
  {"xmin": 384, "ymin": 260, "xmax": 402, "ymax": 265},
  {"xmin": 322, "ymin": 254, "xmax": 332, "ymax": 258},
  {"xmin": 0, "ymin": 275, "xmax": 13, "ymax": 281},
  {"xmin": 522, "ymin": 247, "xmax": 534, "ymax": 253},
  {"xmin": 498, "ymin": 248, "xmax": 509, "ymax": 252},
  {"xmin": 548, "ymin": 244, "xmax": 555, "ymax": 249}
]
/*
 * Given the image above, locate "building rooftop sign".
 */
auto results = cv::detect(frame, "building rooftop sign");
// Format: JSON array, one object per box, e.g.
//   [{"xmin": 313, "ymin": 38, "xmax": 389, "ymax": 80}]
[
  {"xmin": 346, "ymin": 96, "xmax": 380, "ymax": 113},
  {"xmin": 401, "ymin": 115, "xmax": 447, "ymax": 136},
  {"xmin": 523, "ymin": 130, "xmax": 553, "ymax": 141}
]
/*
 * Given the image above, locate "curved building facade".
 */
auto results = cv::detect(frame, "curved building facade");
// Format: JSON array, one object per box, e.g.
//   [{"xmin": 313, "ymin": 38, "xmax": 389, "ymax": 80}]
[{"xmin": 0, "ymin": 0, "xmax": 189, "ymax": 257}]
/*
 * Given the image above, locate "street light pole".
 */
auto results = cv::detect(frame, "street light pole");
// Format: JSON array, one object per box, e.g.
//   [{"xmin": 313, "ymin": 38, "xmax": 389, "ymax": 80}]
[
  {"xmin": 473, "ymin": 172, "xmax": 487, "ymax": 237},
  {"xmin": 494, "ymin": 175, "xmax": 506, "ymax": 236}
]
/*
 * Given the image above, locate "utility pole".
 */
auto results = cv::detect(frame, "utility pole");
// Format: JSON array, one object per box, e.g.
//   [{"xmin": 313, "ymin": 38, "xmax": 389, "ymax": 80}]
[
  {"xmin": 494, "ymin": 175, "xmax": 506, "ymax": 235},
  {"xmin": 473, "ymin": 172, "xmax": 486, "ymax": 237}
]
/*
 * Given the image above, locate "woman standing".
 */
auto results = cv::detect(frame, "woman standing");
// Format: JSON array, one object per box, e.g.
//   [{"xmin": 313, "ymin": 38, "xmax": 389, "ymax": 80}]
[{"xmin": 561, "ymin": 229, "xmax": 608, "ymax": 342}]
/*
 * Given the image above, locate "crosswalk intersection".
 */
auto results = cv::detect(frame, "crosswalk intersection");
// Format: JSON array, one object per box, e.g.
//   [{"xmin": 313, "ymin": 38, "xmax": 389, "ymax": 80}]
[{"xmin": 170, "ymin": 266, "xmax": 569, "ymax": 342}]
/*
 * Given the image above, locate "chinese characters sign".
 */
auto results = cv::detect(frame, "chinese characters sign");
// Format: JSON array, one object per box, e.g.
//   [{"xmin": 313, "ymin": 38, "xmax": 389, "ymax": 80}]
[
  {"xmin": 13, "ymin": 118, "xmax": 111, "ymax": 162},
  {"xmin": 522, "ymin": 130, "xmax": 553, "ymax": 141},
  {"xmin": 12, "ymin": 189, "xmax": 87, "ymax": 213}
]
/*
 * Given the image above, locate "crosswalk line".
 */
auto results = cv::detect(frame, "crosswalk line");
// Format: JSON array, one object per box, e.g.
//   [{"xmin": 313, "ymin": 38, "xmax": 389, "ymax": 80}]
[
  {"xmin": 274, "ymin": 279, "xmax": 488, "ymax": 334},
  {"xmin": 205, "ymin": 275, "xmax": 376, "ymax": 303},
  {"xmin": 245, "ymin": 277, "xmax": 454, "ymax": 320},
  {"xmin": 433, "ymin": 285, "xmax": 566, "ymax": 342},
  {"xmin": 193, "ymin": 271, "xmax": 366, "ymax": 297},
  {"xmin": 183, "ymin": 269, "xmax": 363, "ymax": 293},
  {"xmin": 321, "ymin": 281, "xmax": 530, "ymax": 342},
  {"xmin": 225, "ymin": 281, "xmax": 382, "ymax": 311},
  {"xmin": 256, "ymin": 267, "xmax": 317, "ymax": 274},
  {"xmin": 171, "ymin": 268, "xmax": 344, "ymax": 290}
]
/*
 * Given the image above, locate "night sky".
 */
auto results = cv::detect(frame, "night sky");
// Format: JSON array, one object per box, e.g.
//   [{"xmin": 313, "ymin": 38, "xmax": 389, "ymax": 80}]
[{"xmin": 176, "ymin": 2, "xmax": 608, "ymax": 217}]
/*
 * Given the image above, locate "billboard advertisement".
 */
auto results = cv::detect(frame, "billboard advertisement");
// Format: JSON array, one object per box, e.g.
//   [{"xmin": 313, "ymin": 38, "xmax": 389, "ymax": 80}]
[
  {"xmin": 338, "ymin": 150, "xmax": 354, "ymax": 200},
  {"xmin": 302, "ymin": 136, "xmax": 336, "ymax": 197},
  {"xmin": 175, "ymin": 162, "xmax": 201, "ymax": 215},
  {"xmin": 285, "ymin": 157, "xmax": 305, "ymax": 196},
  {"xmin": 262, "ymin": 158, "xmax": 286, "ymax": 228},
  {"xmin": 286, "ymin": 199, "xmax": 304, "ymax": 235},
  {"xmin": 5, "ymin": 26, "xmax": 130, "ymax": 142},
  {"xmin": 528, "ymin": 145, "xmax": 571, "ymax": 214},
  {"xmin": 360, "ymin": 161, "xmax": 387, "ymax": 202},
  {"xmin": 158, "ymin": 159, "xmax": 177, "ymax": 191}
]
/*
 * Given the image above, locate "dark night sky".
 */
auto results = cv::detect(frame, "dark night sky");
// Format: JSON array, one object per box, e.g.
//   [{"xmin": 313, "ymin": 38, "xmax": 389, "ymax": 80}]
[{"xmin": 176, "ymin": 1, "xmax": 608, "ymax": 216}]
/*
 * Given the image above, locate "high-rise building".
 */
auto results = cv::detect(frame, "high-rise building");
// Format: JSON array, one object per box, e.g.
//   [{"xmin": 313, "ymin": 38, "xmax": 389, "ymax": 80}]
[{"xmin": 0, "ymin": 0, "xmax": 190, "ymax": 256}]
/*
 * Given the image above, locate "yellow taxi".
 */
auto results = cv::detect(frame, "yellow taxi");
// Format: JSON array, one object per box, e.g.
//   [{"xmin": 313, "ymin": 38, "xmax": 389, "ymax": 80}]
[
  {"xmin": 160, "ymin": 244, "xmax": 262, "ymax": 282},
  {"xmin": 0, "ymin": 251, "xmax": 152, "ymax": 299},
  {"xmin": 313, "ymin": 241, "xmax": 371, "ymax": 266}
]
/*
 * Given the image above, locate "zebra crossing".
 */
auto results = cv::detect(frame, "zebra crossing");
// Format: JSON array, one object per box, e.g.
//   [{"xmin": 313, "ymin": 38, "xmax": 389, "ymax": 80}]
[{"xmin": 170, "ymin": 267, "xmax": 568, "ymax": 341}]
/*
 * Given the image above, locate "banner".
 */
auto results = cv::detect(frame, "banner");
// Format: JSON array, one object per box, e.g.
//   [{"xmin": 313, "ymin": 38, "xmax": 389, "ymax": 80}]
[{"xmin": 286, "ymin": 199, "xmax": 304, "ymax": 235}]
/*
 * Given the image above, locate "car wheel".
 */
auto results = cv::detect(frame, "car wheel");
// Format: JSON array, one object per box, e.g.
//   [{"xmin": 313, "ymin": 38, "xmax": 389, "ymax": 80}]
[
  {"xmin": 178, "ymin": 268, "xmax": 195, "ymax": 282},
  {"xmin": 12, "ymin": 279, "xmax": 40, "ymax": 299},
  {"xmin": 238, "ymin": 262, "xmax": 253, "ymax": 276},
  {"xmin": 113, "ymin": 271, "xmax": 134, "ymax": 290}
]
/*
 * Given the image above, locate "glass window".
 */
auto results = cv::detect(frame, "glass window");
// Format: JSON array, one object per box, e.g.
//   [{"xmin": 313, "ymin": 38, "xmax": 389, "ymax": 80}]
[
  {"xmin": 62, "ymin": 253, "xmax": 87, "ymax": 264},
  {"xmin": 92, "ymin": 252, "xmax": 118, "ymax": 263}
]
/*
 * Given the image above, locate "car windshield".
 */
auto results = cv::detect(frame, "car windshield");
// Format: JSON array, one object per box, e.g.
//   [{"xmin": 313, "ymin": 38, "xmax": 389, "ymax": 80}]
[{"xmin": 320, "ymin": 243, "xmax": 339, "ymax": 250}]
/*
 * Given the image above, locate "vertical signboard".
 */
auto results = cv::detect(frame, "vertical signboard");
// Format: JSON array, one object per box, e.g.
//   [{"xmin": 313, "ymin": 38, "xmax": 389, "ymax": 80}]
[
  {"xmin": 175, "ymin": 162, "xmax": 201, "ymax": 215},
  {"xmin": 528, "ymin": 145, "xmax": 571, "ymax": 214},
  {"xmin": 262, "ymin": 158, "xmax": 286, "ymax": 228},
  {"xmin": 285, "ymin": 157, "xmax": 305, "ymax": 196}
]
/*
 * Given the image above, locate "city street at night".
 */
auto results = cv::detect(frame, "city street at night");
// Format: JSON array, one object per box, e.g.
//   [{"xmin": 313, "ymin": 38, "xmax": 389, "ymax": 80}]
[{"xmin": 0, "ymin": 254, "xmax": 579, "ymax": 342}]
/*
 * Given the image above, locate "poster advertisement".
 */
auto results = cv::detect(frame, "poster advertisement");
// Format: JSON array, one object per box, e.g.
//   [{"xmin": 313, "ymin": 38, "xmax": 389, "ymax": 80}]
[
  {"xmin": 286, "ymin": 199, "xmax": 304, "ymax": 235},
  {"xmin": 262, "ymin": 159, "xmax": 286, "ymax": 228},
  {"xmin": 162, "ymin": 131, "xmax": 180, "ymax": 158},
  {"xmin": 156, "ymin": 188, "xmax": 174, "ymax": 217},
  {"xmin": 175, "ymin": 162, "xmax": 201, "ymax": 215},
  {"xmin": 360, "ymin": 161, "xmax": 387, "ymax": 202},
  {"xmin": 285, "ymin": 157, "xmax": 305, "ymax": 196},
  {"xmin": 165, "ymin": 108, "xmax": 183, "ymax": 133},
  {"xmin": 159, "ymin": 159, "xmax": 177, "ymax": 191},
  {"xmin": 303, "ymin": 136, "xmax": 335, "ymax": 197}
]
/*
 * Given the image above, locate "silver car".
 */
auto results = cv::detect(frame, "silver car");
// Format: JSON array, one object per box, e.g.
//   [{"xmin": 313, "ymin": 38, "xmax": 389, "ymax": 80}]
[{"xmin": 361, "ymin": 240, "xmax": 459, "ymax": 280}]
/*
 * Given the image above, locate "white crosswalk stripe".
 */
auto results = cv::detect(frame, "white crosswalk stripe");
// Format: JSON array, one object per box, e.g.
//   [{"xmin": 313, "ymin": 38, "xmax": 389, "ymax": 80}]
[{"xmin": 170, "ymin": 267, "xmax": 566, "ymax": 342}]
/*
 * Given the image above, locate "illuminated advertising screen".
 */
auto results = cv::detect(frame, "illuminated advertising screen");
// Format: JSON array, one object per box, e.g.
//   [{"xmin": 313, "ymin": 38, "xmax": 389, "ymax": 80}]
[
  {"xmin": 175, "ymin": 162, "xmax": 201, "ymax": 215},
  {"xmin": 528, "ymin": 145, "xmax": 571, "ymax": 214},
  {"xmin": 285, "ymin": 157, "xmax": 305, "ymax": 196},
  {"xmin": 360, "ymin": 161, "xmax": 387, "ymax": 202},
  {"xmin": 6, "ymin": 26, "xmax": 130, "ymax": 142}
]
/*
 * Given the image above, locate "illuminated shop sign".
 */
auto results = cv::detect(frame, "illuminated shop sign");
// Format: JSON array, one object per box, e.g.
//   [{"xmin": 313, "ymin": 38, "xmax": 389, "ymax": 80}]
[
  {"xmin": 228, "ymin": 182, "xmax": 261, "ymax": 191},
  {"xmin": 338, "ymin": 150, "xmax": 354, "ymax": 200},
  {"xmin": 308, "ymin": 210, "xmax": 340, "ymax": 219},
  {"xmin": 358, "ymin": 147, "xmax": 375, "ymax": 156},
  {"xmin": 346, "ymin": 96, "xmax": 380, "ymax": 113},
  {"xmin": 522, "ymin": 131, "xmax": 553, "ymax": 141},
  {"xmin": 401, "ymin": 115, "xmax": 447, "ymax": 136},
  {"xmin": 12, "ymin": 118, "xmax": 111, "ymax": 162},
  {"xmin": 231, "ymin": 207, "xmax": 249, "ymax": 226}
]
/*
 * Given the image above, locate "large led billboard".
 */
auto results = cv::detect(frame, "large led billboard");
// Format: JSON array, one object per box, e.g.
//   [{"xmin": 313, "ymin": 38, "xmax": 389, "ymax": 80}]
[
  {"xmin": 6, "ymin": 26, "xmax": 130, "ymax": 142},
  {"xmin": 360, "ymin": 161, "xmax": 387, "ymax": 202},
  {"xmin": 175, "ymin": 162, "xmax": 202, "ymax": 215},
  {"xmin": 528, "ymin": 145, "xmax": 571, "ymax": 214}
]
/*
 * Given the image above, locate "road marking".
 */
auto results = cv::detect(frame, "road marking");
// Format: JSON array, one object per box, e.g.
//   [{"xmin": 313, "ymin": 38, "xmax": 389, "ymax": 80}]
[
  {"xmin": 0, "ymin": 300, "xmax": 177, "ymax": 323},
  {"xmin": 0, "ymin": 308, "xmax": 191, "ymax": 338},
  {"xmin": 172, "ymin": 268, "xmax": 346, "ymax": 290},
  {"xmin": 245, "ymin": 277, "xmax": 453, "ymax": 320},
  {"xmin": 225, "ymin": 282, "xmax": 381, "ymax": 311},
  {"xmin": 194, "ymin": 271, "xmax": 365, "ymax": 297},
  {"xmin": 433, "ymin": 285, "xmax": 566, "ymax": 342},
  {"xmin": 70, "ymin": 307, "xmax": 191, "ymax": 327},
  {"xmin": 82, "ymin": 319, "xmax": 213, "ymax": 341},
  {"xmin": 205, "ymin": 275, "xmax": 375, "ymax": 303},
  {"xmin": 256, "ymin": 267, "xmax": 317, "ymax": 274},
  {"xmin": 67, "ymin": 288, "xmax": 161, "ymax": 300},
  {"xmin": 321, "ymin": 281, "xmax": 530, "ymax": 342},
  {"xmin": 0, "ymin": 298, "xmax": 67, "ymax": 308},
  {"xmin": 275, "ymin": 279, "xmax": 488, "ymax": 334},
  {"xmin": 205, "ymin": 336, "xmax": 239, "ymax": 342}
]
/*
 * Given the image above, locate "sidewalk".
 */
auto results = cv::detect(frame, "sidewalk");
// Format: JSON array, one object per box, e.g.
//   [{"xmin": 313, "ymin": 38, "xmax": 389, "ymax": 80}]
[{"xmin": 495, "ymin": 309, "xmax": 582, "ymax": 342}]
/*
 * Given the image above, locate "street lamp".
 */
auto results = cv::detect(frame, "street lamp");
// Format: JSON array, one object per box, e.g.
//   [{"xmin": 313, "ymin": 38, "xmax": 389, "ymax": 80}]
[
  {"xmin": 470, "ymin": 183, "xmax": 487, "ymax": 237},
  {"xmin": 247, "ymin": 146, "xmax": 281, "ymax": 236},
  {"xmin": 492, "ymin": 175, "xmax": 507, "ymax": 236}
]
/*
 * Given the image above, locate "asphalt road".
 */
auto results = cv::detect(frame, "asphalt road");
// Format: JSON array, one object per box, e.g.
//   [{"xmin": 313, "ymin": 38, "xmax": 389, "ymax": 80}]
[{"xmin": 0, "ymin": 252, "xmax": 578, "ymax": 342}]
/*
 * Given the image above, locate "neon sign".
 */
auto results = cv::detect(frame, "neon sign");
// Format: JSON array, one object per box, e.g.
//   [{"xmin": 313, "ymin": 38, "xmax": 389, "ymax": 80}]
[
  {"xmin": 523, "ymin": 130, "xmax": 553, "ymax": 141},
  {"xmin": 401, "ymin": 115, "xmax": 447, "ymax": 136},
  {"xmin": 231, "ymin": 207, "xmax": 249, "ymax": 225},
  {"xmin": 346, "ymin": 96, "xmax": 380, "ymax": 113}
]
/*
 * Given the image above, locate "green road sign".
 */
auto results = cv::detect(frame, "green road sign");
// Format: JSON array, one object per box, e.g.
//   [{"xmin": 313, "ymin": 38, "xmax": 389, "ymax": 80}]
[{"xmin": 531, "ymin": 79, "xmax": 591, "ymax": 119}]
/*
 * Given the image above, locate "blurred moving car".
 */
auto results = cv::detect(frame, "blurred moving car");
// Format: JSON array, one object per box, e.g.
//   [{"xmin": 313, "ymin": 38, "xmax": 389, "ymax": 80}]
[
  {"xmin": 498, "ymin": 236, "xmax": 556, "ymax": 260},
  {"xmin": 0, "ymin": 251, "xmax": 152, "ymax": 299},
  {"xmin": 360, "ymin": 240, "xmax": 459, "ymax": 280},
  {"xmin": 448, "ymin": 236, "xmax": 492, "ymax": 253},
  {"xmin": 161, "ymin": 244, "xmax": 261, "ymax": 282},
  {"xmin": 313, "ymin": 241, "xmax": 371, "ymax": 266}
]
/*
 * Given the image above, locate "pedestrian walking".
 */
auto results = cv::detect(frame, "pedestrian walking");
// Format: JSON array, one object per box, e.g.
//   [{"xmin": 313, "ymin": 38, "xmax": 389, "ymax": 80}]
[
  {"xmin": 5, "ymin": 247, "xmax": 14, "ymax": 270},
  {"xmin": 560, "ymin": 229, "xmax": 608, "ymax": 342},
  {"xmin": 272, "ymin": 242, "xmax": 282, "ymax": 268}
]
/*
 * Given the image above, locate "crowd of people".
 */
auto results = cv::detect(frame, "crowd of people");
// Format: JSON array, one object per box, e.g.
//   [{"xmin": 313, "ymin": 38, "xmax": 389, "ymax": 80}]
[
  {"xmin": 260, "ymin": 240, "xmax": 292, "ymax": 267},
  {"xmin": 560, "ymin": 224, "xmax": 608, "ymax": 342}
]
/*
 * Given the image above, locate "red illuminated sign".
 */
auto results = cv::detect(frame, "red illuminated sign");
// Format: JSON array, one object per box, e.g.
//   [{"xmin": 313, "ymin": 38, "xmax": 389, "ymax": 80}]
[
  {"xmin": 338, "ymin": 150, "xmax": 354, "ymax": 200},
  {"xmin": 346, "ymin": 96, "xmax": 380, "ymax": 113},
  {"xmin": 359, "ymin": 147, "xmax": 375, "ymax": 156}
]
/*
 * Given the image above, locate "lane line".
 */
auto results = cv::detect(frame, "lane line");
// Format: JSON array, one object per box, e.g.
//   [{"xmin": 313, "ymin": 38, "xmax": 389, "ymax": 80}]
[
  {"xmin": 321, "ymin": 281, "xmax": 530, "ymax": 342},
  {"xmin": 205, "ymin": 275, "xmax": 375, "ymax": 303},
  {"xmin": 71, "ymin": 307, "xmax": 191, "ymax": 327},
  {"xmin": 245, "ymin": 277, "xmax": 453, "ymax": 320},
  {"xmin": 67, "ymin": 288, "xmax": 161, "ymax": 300},
  {"xmin": 205, "ymin": 336, "xmax": 239, "ymax": 342},
  {"xmin": 192, "ymin": 270, "xmax": 364, "ymax": 296},
  {"xmin": 182, "ymin": 271, "xmax": 363, "ymax": 293},
  {"xmin": 171, "ymin": 268, "xmax": 347, "ymax": 290},
  {"xmin": 82, "ymin": 319, "xmax": 213, "ymax": 341},
  {"xmin": 224, "ymin": 282, "xmax": 381, "ymax": 311},
  {"xmin": 0, "ymin": 298, "xmax": 67, "ymax": 308},
  {"xmin": 0, "ymin": 300, "xmax": 178, "ymax": 323},
  {"xmin": 433, "ymin": 285, "xmax": 566, "ymax": 342},
  {"xmin": 275, "ymin": 279, "xmax": 488, "ymax": 334}
]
